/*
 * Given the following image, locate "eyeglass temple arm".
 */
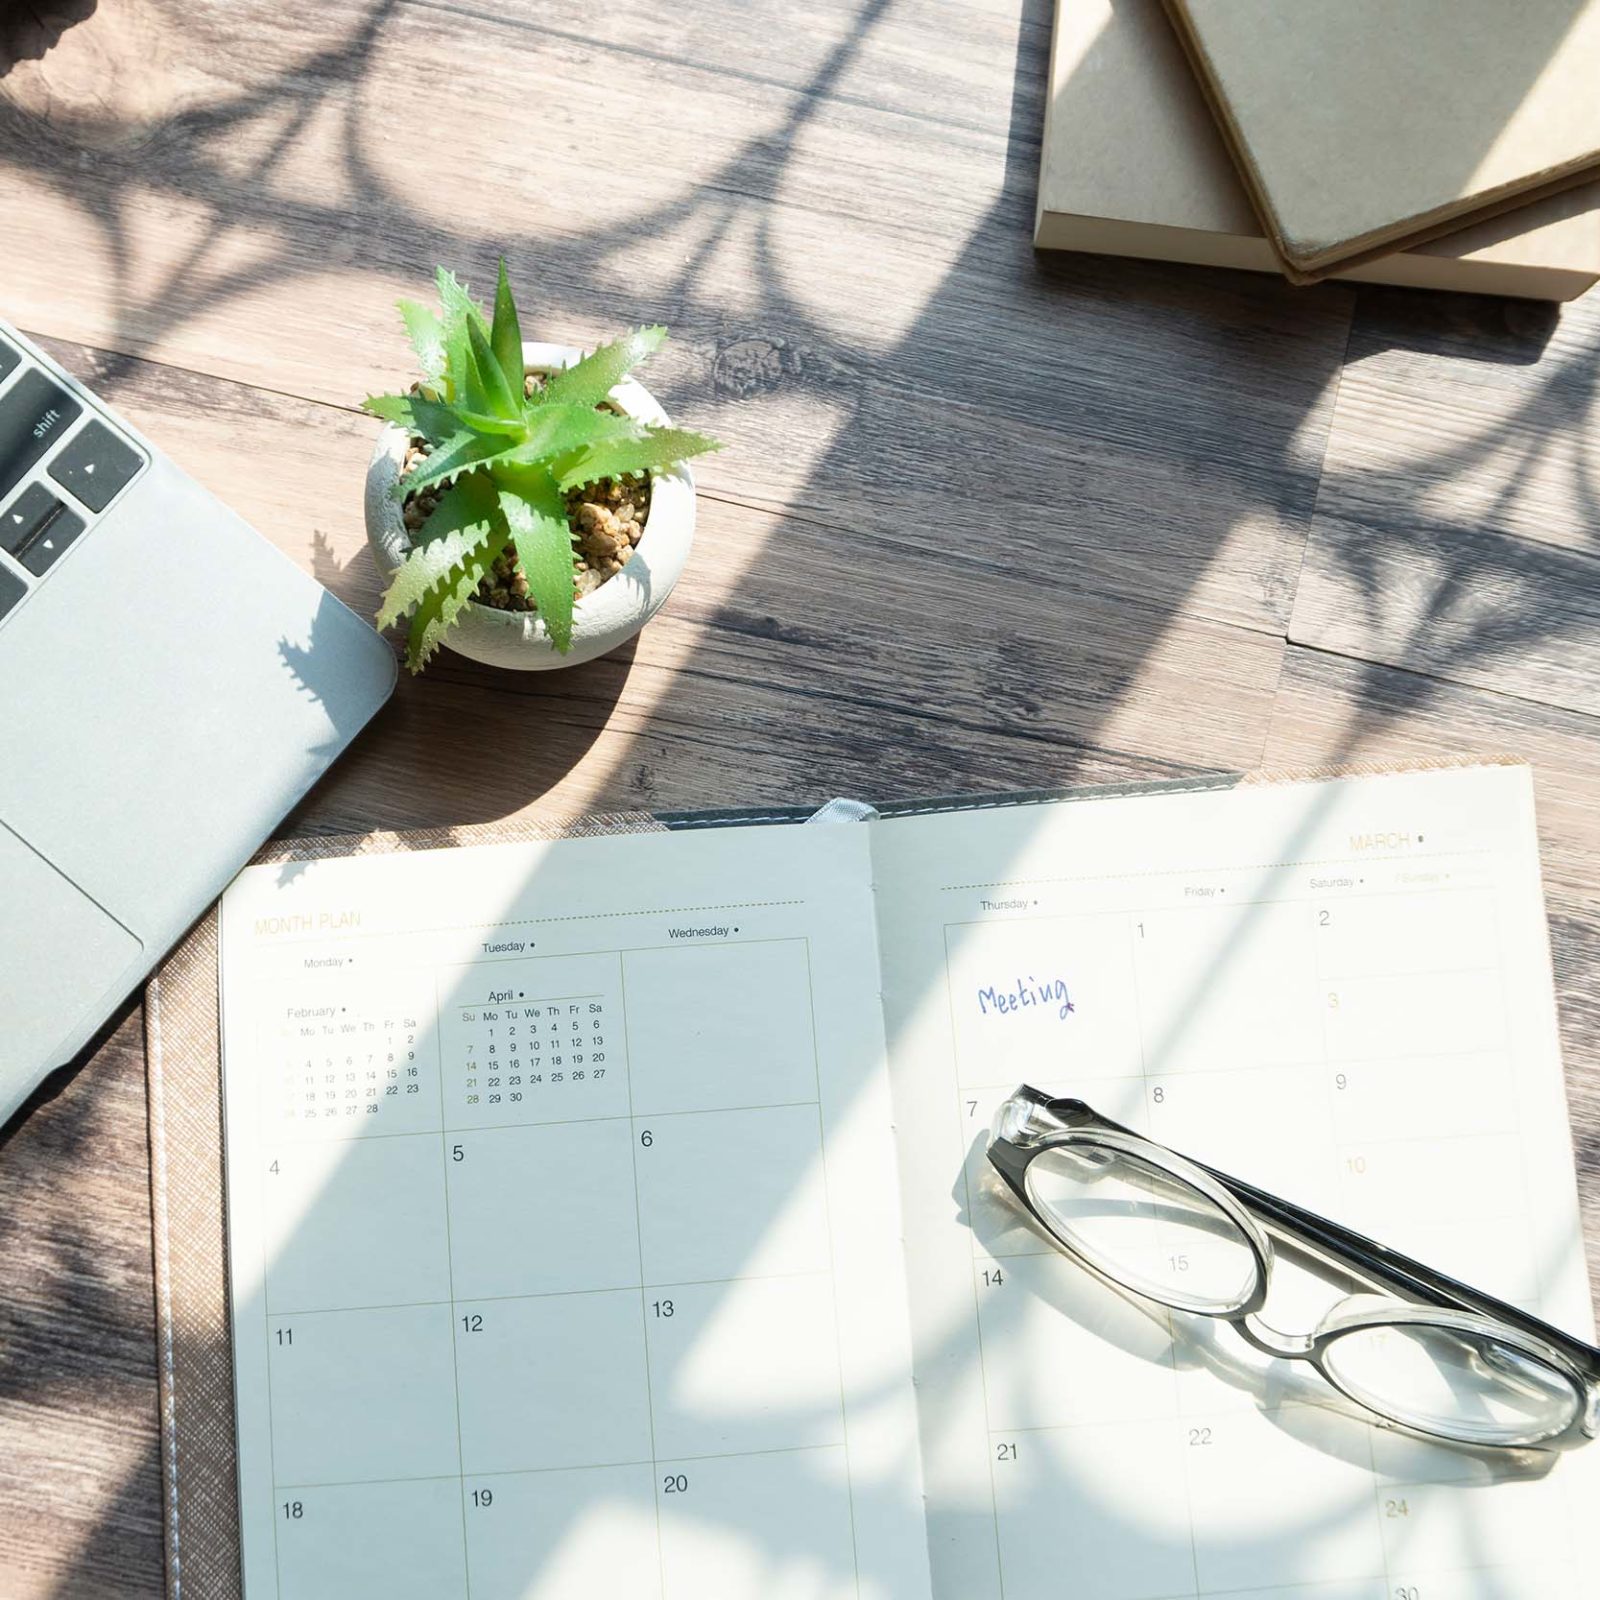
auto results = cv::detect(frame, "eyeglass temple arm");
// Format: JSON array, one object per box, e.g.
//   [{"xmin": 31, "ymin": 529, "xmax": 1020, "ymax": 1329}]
[
  {"xmin": 1211, "ymin": 1164, "xmax": 1600, "ymax": 1377},
  {"xmin": 1057, "ymin": 1097, "xmax": 1600, "ymax": 1381}
]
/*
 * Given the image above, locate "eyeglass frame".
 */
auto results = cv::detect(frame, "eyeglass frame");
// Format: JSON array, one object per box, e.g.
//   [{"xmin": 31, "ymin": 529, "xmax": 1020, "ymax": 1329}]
[{"xmin": 986, "ymin": 1085, "xmax": 1600, "ymax": 1453}]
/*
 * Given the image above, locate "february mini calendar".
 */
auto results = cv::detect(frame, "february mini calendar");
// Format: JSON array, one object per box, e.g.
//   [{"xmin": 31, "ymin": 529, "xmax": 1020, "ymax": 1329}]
[{"xmin": 218, "ymin": 762, "xmax": 1600, "ymax": 1600}]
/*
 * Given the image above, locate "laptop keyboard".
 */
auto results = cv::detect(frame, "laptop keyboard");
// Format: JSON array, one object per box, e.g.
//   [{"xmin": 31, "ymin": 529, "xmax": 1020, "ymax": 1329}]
[{"xmin": 0, "ymin": 330, "xmax": 146, "ymax": 621}]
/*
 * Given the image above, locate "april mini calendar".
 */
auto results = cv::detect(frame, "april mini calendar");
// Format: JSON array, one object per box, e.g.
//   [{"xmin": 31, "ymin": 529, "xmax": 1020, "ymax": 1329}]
[
  {"xmin": 439, "ymin": 953, "xmax": 622, "ymax": 1126},
  {"xmin": 219, "ymin": 765, "xmax": 1600, "ymax": 1600}
]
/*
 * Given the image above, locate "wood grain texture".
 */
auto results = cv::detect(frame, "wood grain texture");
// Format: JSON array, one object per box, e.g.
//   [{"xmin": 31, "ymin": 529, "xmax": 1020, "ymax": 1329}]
[
  {"xmin": 0, "ymin": 0, "xmax": 1350, "ymax": 637},
  {"xmin": 1291, "ymin": 287, "xmax": 1600, "ymax": 712},
  {"xmin": 0, "ymin": 1, "xmax": 1597, "ymax": 1596},
  {"xmin": 0, "ymin": 1008, "xmax": 165, "ymax": 1600}
]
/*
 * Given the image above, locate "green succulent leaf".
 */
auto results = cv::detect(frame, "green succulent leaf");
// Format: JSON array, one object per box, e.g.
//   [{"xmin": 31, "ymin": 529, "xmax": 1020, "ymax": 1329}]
[
  {"xmin": 468, "ymin": 315, "xmax": 521, "ymax": 421},
  {"xmin": 436, "ymin": 267, "xmax": 490, "ymax": 337},
  {"xmin": 406, "ymin": 529, "xmax": 504, "ymax": 672},
  {"xmin": 540, "ymin": 326, "xmax": 667, "ymax": 409},
  {"xmin": 555, "ymin": 425, "xmax": 722, "ymax": 491},
  {"xmin": 375, "ymin": 475, "xmax": 506, "ymax": 672},
  {"xmin": 363, "ymin": 392, "xmax": 416, "ymax": 425},
  {"xmin": 497, "ymin": 467, "xmax": 578, "ymax": 653},
  {"xmin": 504, "ymin": 402, "xmax": 643, "ymax": 470},
  {"xmin": 377, "ymin": 481, "xmax": 497, "ymax": 629},
  {"xmin": 362, "ymin": 391, "xmax": 461, "ymax": 447},
  {"xmin": 439, "ymin": 326, "xmax": 467, "ymax": 404},
  {"xmin": 490, "ymin": 259, "xmax": 524, "ymax": 398},
  {"xmin": 409, "ymin": 470, "xmax": 498, "ymax": 551},
  {"xmin": 390, "ymin": 394, "xmax": 650, "ymax": 473},
  {"xmin": 457, "ymin": 329, "xmax": 495, "ymax": 418},
  {"xmin": 398, "ymin": 301, "xmax": 446, "ymax": 385},
  {"xmin": 449, "ymin": 405, "xmax": 527, "ymax": 437},
  {"xmin": 435, "ymin": 268, "xmax": 490, "ymax": 405},
  {"xmin": 397, "ymin": 429, "xmax": 521, "ymax": 498}
]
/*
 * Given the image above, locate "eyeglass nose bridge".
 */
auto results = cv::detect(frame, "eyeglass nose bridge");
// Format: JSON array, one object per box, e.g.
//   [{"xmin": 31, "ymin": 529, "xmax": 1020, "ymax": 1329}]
[{"xmin": 1235, "ymin": 1314, "xmax": 1316, "ymax": 1362}]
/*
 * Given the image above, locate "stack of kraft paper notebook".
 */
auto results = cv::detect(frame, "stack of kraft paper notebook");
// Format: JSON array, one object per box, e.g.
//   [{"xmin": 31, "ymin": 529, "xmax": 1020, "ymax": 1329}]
[{"xmin": 1037, "ymin": 0, "xmax": 1600, "ymax": 300}]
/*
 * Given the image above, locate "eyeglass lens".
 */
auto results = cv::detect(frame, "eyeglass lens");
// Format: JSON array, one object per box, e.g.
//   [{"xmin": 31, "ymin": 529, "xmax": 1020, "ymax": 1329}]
[
  {"xmin": 1022, "ymin": 1140, "xmax": 1259, "ymax": 1315},
  {"xmin": 1319, "ymin": 1320, "xmax": 1580, "ymax": 1447}
]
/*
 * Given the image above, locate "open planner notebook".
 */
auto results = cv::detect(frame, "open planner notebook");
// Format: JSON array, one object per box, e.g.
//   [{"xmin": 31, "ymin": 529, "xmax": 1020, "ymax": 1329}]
[{"xmin": 209, "ymin": 761, "xmax": 1597, "ymax": 1600}]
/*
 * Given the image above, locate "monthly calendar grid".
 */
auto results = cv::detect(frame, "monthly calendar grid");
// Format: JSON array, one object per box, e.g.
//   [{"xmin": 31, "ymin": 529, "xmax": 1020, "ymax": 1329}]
[
  {"xmin": 257, "ymin": 933, "xmax": 865, "ymax": 1600},
  {"xmin": 943, "ymin": 874, "xmax": 1552, "ymax": 1600}
]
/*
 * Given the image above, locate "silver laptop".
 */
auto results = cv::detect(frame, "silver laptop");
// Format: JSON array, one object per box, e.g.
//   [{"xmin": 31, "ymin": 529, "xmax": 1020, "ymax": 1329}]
[{"xmin": 0, "ymin": 320, "xmax": 396, "ymax": 1124}]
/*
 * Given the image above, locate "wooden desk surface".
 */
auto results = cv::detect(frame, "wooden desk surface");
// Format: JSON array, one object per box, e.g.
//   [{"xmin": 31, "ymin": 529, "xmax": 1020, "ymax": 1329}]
[{"xmin": 2, "ymin": 2, "xmax": 1599, "ymax": 1593}]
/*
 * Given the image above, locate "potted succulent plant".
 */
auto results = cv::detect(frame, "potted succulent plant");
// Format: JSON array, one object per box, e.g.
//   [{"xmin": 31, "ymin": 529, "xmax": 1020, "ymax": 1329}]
[{"xmin": 363, "ymin": 262, "xmax": 722, "ymax": 671}]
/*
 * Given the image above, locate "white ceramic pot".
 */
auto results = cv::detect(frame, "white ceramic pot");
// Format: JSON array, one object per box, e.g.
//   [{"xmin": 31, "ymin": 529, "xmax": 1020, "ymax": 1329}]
[{"xmin": 364, "ymin": 340, "xmax": 695, "ymax": 670}]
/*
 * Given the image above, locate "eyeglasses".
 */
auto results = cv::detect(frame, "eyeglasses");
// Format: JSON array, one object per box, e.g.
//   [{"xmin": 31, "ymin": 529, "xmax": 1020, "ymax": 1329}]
[{"xmin": 986, "ymin": 1086, "xmax": 1600, "ymax": 1453}]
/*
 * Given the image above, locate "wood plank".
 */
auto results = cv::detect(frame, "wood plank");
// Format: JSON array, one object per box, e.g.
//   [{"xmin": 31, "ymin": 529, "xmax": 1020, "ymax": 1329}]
[
  {"xmin": 1263, "ymin": 644, "xmax": 1600, "ymax": 1311},
  {"xmin": 30, "ymin": 332, "xmax": 1286, "ymax": 839},
  {"xmin": 445, "ymin": 0, "xmax": 1054, "ymax": 124},
  {"xmin": 0, "ymin": 1008, "xmax": 164, "ymax": 1600},
  {"xmin": 1291, "ymin": 285, "xmax": 1600, "ymax": 713},
  {"xmin": 1, "ymin": 0, "xmax": 1353, "ymax": 635}
]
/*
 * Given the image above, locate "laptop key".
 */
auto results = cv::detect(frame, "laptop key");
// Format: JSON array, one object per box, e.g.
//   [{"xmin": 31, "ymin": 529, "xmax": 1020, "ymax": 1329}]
[
  {"xmin": 0, "ymin": 561, "xmax": 23, "ymax": 621},
  {"xmin": 0, "ymin": 337, "xmax": 17, "ymax": 384},
  {"xmin": 48, "ymin": 420, "xmax": 145, "ymax": 513},
  {"xmin": 1, "ymin": 480, "xmax": 87, "ymax": 576},
  {"xmin": 0, "ymin": 369, "xmax": 82, "ymax": 504},
  {"xmin": 2, "ymin": 481, "xmax": 68, "ymax": 556},
  {"xmin": 15, "ymin": 495, "xmax": 86, "ymax": 577},
  {"xmin": 4, "ymin": 480, "xmax": 88, "ymax": 573}
]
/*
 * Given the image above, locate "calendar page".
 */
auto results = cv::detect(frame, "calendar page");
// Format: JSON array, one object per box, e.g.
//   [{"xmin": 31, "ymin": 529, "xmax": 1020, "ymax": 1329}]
[
  {"xmin": 217, "ymin": 823, "xmax": 933, "ymax": 1600},
  {"xmin": 870, "ymin": 764, "xmax": 1600, "ymax": 1600}
]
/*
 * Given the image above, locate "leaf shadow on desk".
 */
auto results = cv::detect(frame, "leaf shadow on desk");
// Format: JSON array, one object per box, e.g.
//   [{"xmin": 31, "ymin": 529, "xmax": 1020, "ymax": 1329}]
[
  {"xmin": 2, "ymin": 0, "xmax": 1600, "ymax": 1596},
  {"xmin": 5, "ymin": 0, "xmax": 1593, "ymax": 817},
  {"xmin": 2, "ymin": 0, "xmax": 1337, "ymax": 824}
]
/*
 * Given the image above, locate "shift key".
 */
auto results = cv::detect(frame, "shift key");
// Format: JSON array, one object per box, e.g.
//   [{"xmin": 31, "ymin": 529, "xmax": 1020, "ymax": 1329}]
[{"xmin": 0, "ymin": 369, "xmax": 81, "ymax": 503}]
